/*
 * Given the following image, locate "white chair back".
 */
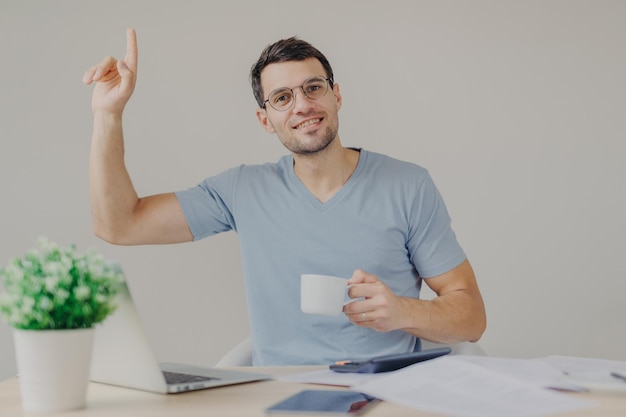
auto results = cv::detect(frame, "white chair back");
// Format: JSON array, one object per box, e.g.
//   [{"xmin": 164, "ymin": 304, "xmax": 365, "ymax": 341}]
[{"xmin": 216, "ymin": 338, "xmax": 486, "ymax": 367}]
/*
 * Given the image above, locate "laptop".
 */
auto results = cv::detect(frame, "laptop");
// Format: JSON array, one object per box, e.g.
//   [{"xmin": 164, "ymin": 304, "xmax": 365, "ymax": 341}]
[{"xmin": 90, "ymin": 275, "xmax": 271, "ymax": 394}]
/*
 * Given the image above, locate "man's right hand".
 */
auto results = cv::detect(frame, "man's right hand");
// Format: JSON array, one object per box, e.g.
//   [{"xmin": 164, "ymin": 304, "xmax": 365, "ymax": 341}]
[{"xmin": 82, "ymin": 28, "xmax": 138, "ymax": 114}]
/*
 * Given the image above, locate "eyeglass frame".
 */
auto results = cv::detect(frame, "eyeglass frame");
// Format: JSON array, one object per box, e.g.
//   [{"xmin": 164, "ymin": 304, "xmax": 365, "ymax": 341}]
[{"xmin": 262, "ymin": 76, "xmax": 334, "ymax": 111}]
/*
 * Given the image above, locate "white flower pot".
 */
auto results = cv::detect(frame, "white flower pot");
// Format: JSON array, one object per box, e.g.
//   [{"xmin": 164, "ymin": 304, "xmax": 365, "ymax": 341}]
[{"xmin": 13, "ymin": 328, "xmax": 95, "ymax": 413}]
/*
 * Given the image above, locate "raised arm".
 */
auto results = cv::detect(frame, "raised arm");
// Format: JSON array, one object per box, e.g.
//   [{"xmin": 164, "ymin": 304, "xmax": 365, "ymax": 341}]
[{"xmin": 83, "ymin": 29, "xmax": 192, "ymax": 245}]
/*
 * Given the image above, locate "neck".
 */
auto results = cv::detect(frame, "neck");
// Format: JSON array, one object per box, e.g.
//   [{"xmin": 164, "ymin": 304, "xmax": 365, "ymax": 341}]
[{"xmin": 293, "ymin": 140, "xmax": 360, "ymax": 203}]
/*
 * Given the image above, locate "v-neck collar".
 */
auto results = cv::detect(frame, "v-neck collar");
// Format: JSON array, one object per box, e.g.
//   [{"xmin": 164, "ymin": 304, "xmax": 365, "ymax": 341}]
[{"xmin": 287, "ymin": 148, "xmax": 367, "ymax": 211}]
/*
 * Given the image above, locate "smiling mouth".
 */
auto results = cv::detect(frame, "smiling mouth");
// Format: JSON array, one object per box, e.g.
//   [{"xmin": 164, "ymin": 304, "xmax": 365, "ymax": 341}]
[{"xmin": 294, "ymin": 118, "xmax": 322, "ymax": 129}]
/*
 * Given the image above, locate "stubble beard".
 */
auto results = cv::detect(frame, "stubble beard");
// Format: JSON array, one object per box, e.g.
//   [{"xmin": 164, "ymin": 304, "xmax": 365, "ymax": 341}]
[{"xmin": 282, "ymin": 120, "xmax": 339, "ymax": 156}]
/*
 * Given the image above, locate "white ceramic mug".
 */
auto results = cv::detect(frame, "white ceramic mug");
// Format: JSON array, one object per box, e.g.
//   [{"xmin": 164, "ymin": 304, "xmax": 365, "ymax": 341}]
[{"xmin": 300, "ymin": 274, "xmax": 357, "ymax": 315}]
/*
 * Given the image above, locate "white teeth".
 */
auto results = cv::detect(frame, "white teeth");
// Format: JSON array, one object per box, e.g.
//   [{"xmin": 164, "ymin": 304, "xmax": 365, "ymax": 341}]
[{"xmin": 296, "ymin": 118, "xmax": 321, "ymax": 129}]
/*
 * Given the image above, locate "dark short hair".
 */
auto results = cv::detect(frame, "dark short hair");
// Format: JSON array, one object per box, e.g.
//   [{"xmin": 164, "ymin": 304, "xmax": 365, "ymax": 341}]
[{"xmin": 250, "ymin": 37, "xmax": 335, "ymax": 108}]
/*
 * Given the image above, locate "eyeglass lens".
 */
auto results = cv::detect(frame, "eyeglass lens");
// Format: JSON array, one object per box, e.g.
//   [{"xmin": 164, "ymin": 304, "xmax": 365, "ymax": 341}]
[{"xmin": 267, "ymin": 77, "xmax": 329, "ymax": 111}]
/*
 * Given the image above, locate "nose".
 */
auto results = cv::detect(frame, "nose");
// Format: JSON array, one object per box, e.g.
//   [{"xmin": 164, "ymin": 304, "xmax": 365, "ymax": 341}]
[{"xmin": 290, "ymin": 87, "xmax": 315, "ymax": 112}]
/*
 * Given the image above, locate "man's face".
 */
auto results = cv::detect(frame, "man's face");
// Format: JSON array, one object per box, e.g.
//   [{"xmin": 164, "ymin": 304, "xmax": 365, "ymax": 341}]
[{"xmin": 256, "ymin": 58, "xmax": 342, "ymax": 155}]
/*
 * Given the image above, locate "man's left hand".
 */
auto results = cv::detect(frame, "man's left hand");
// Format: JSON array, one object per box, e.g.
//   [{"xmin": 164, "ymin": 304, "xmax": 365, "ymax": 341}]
[{"xmin": 343, "ymin": 269, "xmax": 410, "ymax": 332}]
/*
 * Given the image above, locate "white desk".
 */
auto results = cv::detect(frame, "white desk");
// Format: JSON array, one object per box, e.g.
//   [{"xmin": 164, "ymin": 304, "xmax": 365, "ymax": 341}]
[{"xmin": 1, "ymin": 366, "xmax": 625, "ymax": 416}]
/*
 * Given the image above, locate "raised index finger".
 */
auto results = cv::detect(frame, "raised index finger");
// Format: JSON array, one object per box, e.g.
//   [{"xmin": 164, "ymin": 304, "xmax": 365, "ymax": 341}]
[{"xmin": 124, "ymin": 28, "xmax": 138, "ymax": 71}]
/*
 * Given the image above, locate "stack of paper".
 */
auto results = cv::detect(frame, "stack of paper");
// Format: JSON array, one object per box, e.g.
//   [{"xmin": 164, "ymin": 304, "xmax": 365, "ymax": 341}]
[
  {"xmin": 354, "ymin": 356, "xmax": 593, "ymax": 417},
  {"xmin": 279, "ymin": 354, "xmax": 626, "ymax": 417}
]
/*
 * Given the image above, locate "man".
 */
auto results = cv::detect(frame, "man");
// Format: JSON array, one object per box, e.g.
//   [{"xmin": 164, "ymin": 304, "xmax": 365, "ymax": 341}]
[{"xmin": 83, "ymin": 29, "xmax": 486, "ymax": 365}]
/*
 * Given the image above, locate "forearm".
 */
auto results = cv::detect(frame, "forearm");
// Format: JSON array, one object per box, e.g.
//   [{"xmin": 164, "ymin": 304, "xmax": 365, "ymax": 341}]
[
  {"xmin": 89, "ymin": 111, "xmax": 140, "ymax": 243},
  {"xmin": 399, "ymin": 288, "xmax": 486, "ymax": 344}
]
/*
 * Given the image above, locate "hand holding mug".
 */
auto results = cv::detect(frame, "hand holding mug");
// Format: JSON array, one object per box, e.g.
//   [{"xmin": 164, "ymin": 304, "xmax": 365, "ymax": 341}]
[{"xmin": 344, "ymin": 269, "xmax": 409, "ymax": 332}]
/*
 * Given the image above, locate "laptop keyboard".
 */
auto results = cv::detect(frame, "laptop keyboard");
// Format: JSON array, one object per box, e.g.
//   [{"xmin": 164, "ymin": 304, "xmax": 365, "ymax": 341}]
[{"xmin": 163, "ymin": 371, "xmax": 221, "ymax": 384}]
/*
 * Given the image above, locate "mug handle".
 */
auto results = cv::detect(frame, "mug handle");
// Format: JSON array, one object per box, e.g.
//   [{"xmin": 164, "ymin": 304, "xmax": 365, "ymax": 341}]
[{"xmin": 342, "ymin": 284, "xmax": 362, "ymax": 306}]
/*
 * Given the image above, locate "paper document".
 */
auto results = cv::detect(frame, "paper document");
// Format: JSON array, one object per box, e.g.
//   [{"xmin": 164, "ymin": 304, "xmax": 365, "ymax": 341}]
[
  {"xmin": 278, "ymin": 368, "xmax": 381, "ymax": 387},
  {"xmin": 542, "ymin": 355, "xmax": 626, "ymax": 374},
  {"xmin": 451, "ymin": 355, "xmax": 585, "ymax": 391},
  {"xmin": 541, "ymin": 355, "xmax": 626, "ymax": 393},
  {"xmin": 353, "ymin": 356, "xmax": 594, "ymax": 417},
  {"xmin": 278, "ymin": 355, "xmax": 596, "ymax": 391}
]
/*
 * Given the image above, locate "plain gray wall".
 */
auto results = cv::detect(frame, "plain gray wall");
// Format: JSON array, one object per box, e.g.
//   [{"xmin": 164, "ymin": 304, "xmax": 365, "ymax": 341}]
[{"xmin": 1, "ymin": 0, "xmax": 625, "ymax": 381}]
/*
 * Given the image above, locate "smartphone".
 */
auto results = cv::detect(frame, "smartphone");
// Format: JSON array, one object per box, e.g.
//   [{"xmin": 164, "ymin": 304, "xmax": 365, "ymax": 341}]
[
  {"xmin": 265, "ymin": 390, "xmax": 380, "ymax": 415},
  {"xmin": 329, "ymin": 347, "xmax": 451, "ymax": 373}
]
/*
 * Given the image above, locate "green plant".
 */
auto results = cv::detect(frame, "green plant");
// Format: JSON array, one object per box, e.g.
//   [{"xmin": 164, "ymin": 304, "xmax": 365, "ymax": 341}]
[{"xmin": 0, "ymin": 237, "xmax": 124, "ymax": 330}]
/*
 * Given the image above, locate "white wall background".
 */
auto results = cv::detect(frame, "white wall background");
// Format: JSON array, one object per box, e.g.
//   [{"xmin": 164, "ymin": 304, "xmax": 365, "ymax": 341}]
[{"xmin": 1, "ymin": 0, "xmax": 625, "ymax": 381}]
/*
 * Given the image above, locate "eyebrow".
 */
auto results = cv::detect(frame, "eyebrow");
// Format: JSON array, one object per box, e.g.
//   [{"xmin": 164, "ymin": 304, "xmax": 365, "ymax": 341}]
[{"xmin": 269, "ymin": 75, "xmax": 327, "ymax": 92}]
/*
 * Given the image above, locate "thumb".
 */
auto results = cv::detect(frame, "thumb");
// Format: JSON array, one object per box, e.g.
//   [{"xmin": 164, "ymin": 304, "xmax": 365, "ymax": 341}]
[
  {"xmin": 117, "ymin": 60, "xmax": 134, "ymax": 78},
  {"xmin": 117, "ymin": 60, "xmax": 136, "ymax": 96},
  {"xmin": 348, "ymin": 269, "xmax": 377, "ymax": 285}
]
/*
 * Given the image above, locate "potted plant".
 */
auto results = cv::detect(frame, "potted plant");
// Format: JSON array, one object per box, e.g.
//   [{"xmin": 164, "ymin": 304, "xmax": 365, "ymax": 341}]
[{"xmin": 0, "ymin": 237, "xmax": 123, "ymax": 413}]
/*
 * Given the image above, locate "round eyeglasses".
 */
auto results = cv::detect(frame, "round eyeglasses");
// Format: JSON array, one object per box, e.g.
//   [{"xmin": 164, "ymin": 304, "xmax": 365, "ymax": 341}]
[{"xmin": 263, "ymin": 76, "xmax": 332, "ymax": 111}]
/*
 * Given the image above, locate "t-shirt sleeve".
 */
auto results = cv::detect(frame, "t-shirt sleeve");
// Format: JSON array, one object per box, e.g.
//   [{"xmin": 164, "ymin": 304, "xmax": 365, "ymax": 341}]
[
  {"xmin": 174, "ymin": 167, "xmax": 240, "ymax": 240},
  {"xmin": 406, "ymin": 171, "xmax": 466, "ymax": 278}
]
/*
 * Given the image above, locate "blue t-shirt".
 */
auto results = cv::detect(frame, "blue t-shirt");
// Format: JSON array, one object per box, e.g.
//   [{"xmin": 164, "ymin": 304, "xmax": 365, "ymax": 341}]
[{"xmin": 175, "ymin": 149, "xmax": 466, "ymax": 365}]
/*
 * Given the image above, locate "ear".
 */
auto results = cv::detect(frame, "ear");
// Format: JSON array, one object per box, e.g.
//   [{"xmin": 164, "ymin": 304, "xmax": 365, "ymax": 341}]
[
  {"xmin": 256, "ymin": 108, "xmax": 276, "ymax": 133},
  {"xmin": 332, "ymin": 83, "xmax": 342, "ymax": 111}
]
